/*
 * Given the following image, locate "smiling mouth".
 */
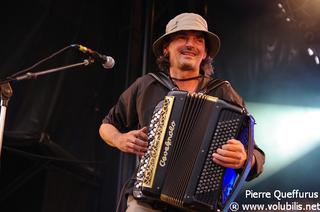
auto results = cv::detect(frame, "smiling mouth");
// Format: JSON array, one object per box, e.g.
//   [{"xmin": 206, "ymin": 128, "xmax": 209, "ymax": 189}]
[{"xmin": 180, "ymin": 50, "xmax": 197, "ymax": 57}]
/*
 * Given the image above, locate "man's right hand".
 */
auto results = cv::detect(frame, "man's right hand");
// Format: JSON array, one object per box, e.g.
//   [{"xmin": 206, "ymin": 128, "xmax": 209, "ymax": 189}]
[{"xmin": 113, "ymin": 127, "xmax": 149, "ymax": 156}]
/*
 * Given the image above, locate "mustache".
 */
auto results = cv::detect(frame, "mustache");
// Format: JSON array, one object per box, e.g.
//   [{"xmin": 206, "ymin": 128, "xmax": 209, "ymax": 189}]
[{"xmin": 179, "ymin": 46, "xmax": 199, "ymax": 55}]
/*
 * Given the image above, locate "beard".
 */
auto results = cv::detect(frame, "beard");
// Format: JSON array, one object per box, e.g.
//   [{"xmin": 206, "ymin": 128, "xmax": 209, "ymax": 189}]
[
  {"xmin": 179, "ymin": 62, "xmax": 194, "ymax": 71},
  {"xmin": 178, "ymin": 46, "xmax": 200, "ymax": 71}
]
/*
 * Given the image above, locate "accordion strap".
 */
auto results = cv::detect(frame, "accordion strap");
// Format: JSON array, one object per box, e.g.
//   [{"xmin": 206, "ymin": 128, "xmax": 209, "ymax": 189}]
[
  {"xmin": 148, "ymin": 72, "xmax": 229, "ymax": 94},
  {"xmin": 148, "ymin": 72, "xmax": 178, "ymax": 91},
  {"xmin": 203, "ymin": 78, "xmax": 229, "ymax": 94},
  {"xmin": 148, "ymin": 72, "xmax": 230, "ymax": 93}
]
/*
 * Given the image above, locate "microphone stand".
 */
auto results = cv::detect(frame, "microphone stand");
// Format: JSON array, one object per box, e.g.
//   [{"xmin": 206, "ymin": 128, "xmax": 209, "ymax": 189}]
[{"xmin": 0, "ymin": 59, "xmax": 92, "ymax": 157}]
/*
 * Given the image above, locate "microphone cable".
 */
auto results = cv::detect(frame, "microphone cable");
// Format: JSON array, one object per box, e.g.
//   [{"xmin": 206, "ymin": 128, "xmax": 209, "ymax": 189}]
[{"xmin": 7, "ymin": 45, "xmax": 74, "ymax": 80}]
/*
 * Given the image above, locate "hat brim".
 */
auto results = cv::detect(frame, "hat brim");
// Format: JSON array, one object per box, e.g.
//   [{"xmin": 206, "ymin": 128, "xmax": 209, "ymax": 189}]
[{"xmin": 152, "ymin": 29, "xmax": 221, "ymax": 58}]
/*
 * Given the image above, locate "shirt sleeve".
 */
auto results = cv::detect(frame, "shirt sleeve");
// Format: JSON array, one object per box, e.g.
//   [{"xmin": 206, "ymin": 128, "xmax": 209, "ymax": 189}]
[
  {"xmin": 102, "ymin": 78, "xmax": 140, "ymax": 132},
  {"xmin": 246, "ymin": 146, "xmax": 265, "ymax": 181}
]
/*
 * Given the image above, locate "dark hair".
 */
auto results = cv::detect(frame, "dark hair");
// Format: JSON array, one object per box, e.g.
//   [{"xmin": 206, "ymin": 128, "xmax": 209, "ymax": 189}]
[{"xmin": 156, "ymin": 55, "xmax": 215, "ymax": 76}]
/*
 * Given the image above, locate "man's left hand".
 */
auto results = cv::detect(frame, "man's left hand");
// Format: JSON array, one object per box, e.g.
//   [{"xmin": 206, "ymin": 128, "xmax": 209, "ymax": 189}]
[{"xmin": 212, "ymin": 139, "xmax": 247, "ymax": 169}]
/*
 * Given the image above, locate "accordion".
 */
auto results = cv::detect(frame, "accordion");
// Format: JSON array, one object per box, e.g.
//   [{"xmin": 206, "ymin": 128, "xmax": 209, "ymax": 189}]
[{"xmin": 133, "ymin": 91, "xmax": 254, "ymax": 211}]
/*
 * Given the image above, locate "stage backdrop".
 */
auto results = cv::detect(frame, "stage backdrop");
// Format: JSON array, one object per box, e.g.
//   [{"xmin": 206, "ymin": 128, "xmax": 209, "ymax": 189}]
[{"xmin": 0, "ymin": 0, "xmax": 319, "ymax": 211}]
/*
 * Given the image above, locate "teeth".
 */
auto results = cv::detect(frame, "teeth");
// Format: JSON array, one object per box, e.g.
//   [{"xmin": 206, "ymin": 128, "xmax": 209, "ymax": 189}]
[{"xmin": 181, "ymin": 50, "xmax": 196, "ymax": 56}]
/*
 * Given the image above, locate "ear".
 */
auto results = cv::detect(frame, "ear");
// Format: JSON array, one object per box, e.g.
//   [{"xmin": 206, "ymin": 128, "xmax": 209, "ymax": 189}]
[
  {"xmin": 162, "ymin": 42, "xmax": 170, "ymax": 56},
  {"xmin": 163, "ymin": 48, "xmax": 169, "ymax": 57},
  {"xmin": 202, "ymin": 49, "xmax": 207, "ymax": 60}
]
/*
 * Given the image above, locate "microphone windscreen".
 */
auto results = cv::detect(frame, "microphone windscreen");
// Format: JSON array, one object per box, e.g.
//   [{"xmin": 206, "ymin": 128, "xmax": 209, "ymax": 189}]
[{"xmin": 102, "ymin": 56, "xmax": 115, "ymax": 69}]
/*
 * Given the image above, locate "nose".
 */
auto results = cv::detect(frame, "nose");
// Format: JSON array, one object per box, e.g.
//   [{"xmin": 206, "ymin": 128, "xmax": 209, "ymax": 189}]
[{"xmin": 185, "ymin": 37, "xmax": 195, "ymax": 46}]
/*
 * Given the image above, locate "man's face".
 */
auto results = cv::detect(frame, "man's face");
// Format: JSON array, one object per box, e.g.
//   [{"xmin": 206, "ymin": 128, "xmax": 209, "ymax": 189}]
[{"xmin": 164, "ymin": 31, "xmax": 207, "ymax": 72}]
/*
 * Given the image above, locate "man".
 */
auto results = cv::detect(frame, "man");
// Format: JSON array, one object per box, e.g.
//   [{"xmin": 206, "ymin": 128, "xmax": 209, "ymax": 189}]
[{"xmin": 99, "ymin": 13, "xmax": 265, "ymax": 211}]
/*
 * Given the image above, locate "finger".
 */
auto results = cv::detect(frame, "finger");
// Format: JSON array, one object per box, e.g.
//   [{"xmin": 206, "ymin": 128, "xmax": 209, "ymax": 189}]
[
  {"xmin": 212, "ymin": 157, "xmax": 241, "ymax": 169},
  {"xmin": 134, "ymin": 138, "xmax": 149, "ymax": 148},
  {"xmin": 133, "ymin": 144, "xmax": 147, "ymax": 156},
  {"xmin": 140, "ymin": 126, "xmax": 148, "ymax": 133},
  {"xmin": 212, "ymin": 152, "xmax": 239, "ymax": 164},
  {"xmin": 138, "ymin": 129, "xmax": 148, "ymax": 141},
  {"xmin": 132, "ymin": 128, "xmax": 148, "ymax": 141},
  {"xmin": 126, "ymin": 146, "xmax": 145, "ymax": 157},
  {"xmin": 216, "ymin": 148, "xmax": 242, "ymax": 160},
  {"xmin": 227, "ymin": 139, "xmax": 241, "ymax": 144},
  {"xmin": 226, "ymin": 139, "xmax": 244, "ymax": 147},
  {"xmin": 137, "ymin": 133, "xmax": 148, "ymax": 142},
  {"xmin": 130, "ymin": 139, "xmax": 148, "ymax": 152},
  {"xmin": 221, "ymin": 143, "xmax": 245, "ymax": 152},
  {"xmin": 136, "ymin": 151, "xmax": 145, "ymax": 157},
  {"xmin": 212, "ymin": 153, "xmax": 244, "ymax": 168}
]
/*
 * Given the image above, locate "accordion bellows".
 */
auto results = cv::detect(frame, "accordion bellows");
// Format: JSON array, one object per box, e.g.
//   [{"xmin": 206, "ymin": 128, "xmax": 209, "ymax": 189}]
[{"xmin": 133, "ymin": 91, "xmax": 253, "ymax": 211}]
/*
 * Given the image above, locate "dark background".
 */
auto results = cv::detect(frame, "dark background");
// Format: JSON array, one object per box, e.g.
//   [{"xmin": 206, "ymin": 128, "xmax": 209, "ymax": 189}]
[{"xmin": 0, "ymin": 0, "xmax": 319, "ymax": 211}]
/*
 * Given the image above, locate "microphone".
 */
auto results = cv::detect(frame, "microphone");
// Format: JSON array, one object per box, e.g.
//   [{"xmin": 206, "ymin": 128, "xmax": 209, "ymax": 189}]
[{"xmin": 72, "ymin": 44, "xmax": 115, "ymax": 69}]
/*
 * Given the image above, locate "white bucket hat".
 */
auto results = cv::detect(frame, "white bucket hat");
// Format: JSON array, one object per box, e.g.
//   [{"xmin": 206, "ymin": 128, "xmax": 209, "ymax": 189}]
[{"xmin": 152, "ymin": 13, "xmax": 221, "ymax": 58}]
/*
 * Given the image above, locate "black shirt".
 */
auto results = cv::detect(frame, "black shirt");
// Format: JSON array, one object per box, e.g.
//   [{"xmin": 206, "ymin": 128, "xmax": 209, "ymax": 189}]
[
  {"xmin": 103, "ymin": 74, "xmax": 246, "ymax": 130},
  {"xmin": 102, "ymin": 73, "xmax": 265, "ymax": 210}
]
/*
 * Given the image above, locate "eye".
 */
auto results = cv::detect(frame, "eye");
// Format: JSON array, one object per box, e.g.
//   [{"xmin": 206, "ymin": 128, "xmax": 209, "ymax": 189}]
[{"xmin": 196, "ymin": 37, "xmax": 205, "ymax": 44}]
